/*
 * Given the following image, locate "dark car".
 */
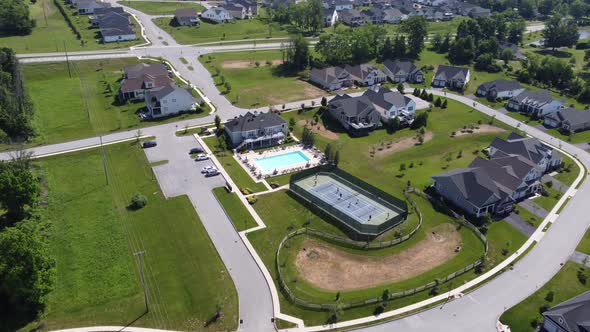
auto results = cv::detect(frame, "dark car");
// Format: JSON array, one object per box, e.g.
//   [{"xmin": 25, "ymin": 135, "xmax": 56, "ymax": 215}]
[
  {"xmin": 189, "ymin": 147, "xmax": 204, "ymax": 154},
  {"xmin": 142, "ymin": 141, "xmax": 157, "ymax": 148}
]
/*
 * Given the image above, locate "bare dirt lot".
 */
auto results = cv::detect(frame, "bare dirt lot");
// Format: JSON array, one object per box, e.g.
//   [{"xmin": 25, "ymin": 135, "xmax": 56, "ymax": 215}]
[
  {"xmin": 370, "ymin": 132, "xmax": 434, "ymax": 158},
  {"xmin": 294, "ymin": 223, "xmax": 461, "ymax": 291},
  {"xmin": 298, "ymin": 120, "xmax": 339, "ymax": 140},
  {"xmin": 222, "ymin": 59, "xmax": 284, "ymax": 69},
  {"xmin": 453, "ymin": 124, "xmax": 505, "ymax": 137}
]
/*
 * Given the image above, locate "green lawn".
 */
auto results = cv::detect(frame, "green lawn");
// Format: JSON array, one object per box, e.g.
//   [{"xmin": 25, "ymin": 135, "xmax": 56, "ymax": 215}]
[
  {"xmin": 212, "ymin": 187, "xmax": 257, "ymax": 231},
  {"xmin": 552, "ymin": 153, "xmax": 581, "ymax": 187},
  {"xmin": 16, "ymin": 59, "xmax": 207, "ymax": 148},
  {"xmin": 513, "ymin": 206, "xmax": 541, "ymax": 228},
  {"xmin": 485, "ymin": 220, "xmax": 527, "ymax": 268},
  {"xmin": 576, "ymin": 228, "xmax": 590, "ymax": 255},
  {"xmin": 153, "ymin": 17, "xmax": 290, "ymax": 45},
  {"xmin": 500, "ymin": 262, "xmax": 590, "ymax": 332},
  {"xmin": 118, "ymin": 1, "xmax": 204, "ymax": 14},
  {"xmin": 0, "ymin": 0, "xmax": 145, "ymax": 53},
  {"xmin": 199, "ymin": 50, "xmax": 328, "ymax": 108},
  {"xmin": 534, "ymin": 186, "xmax": 563, "ymax": 212},
  {"xmin": 26, "ymin": 142, "xmax": 237, "ymax": 331},
  {"xmin": 202, "ymin": 136, "xmax": 268, "ymax": 193}
]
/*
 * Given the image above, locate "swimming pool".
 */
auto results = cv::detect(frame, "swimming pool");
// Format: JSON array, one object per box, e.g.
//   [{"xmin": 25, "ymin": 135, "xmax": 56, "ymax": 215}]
[{"xmin": 255, "ymin": 151, "xmax": 310, "ymax": 172}]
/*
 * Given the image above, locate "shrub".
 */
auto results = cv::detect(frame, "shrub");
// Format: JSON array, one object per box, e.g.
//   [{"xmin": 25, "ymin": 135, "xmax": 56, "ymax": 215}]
[
  {"xmin": 247, "ymin": 196, "xmax": 258, "ymax": 205},
  {"xmin": 501, "ymin": 248, "xmax": 509, "ymax": 256},
  {"xmin": 545, "ymin": 291, "xmax": 554, "ymax": 302},
  {"xmin": 539, "ymin": 303, "xmax": 550, "ymax": 314},
  {"xmin": 429, "ymin": 287, "xmax": 439, "ymax": 295},
  {"xmin": 131, "ymin": 194, "xmax": 148, "ymax": 209}
]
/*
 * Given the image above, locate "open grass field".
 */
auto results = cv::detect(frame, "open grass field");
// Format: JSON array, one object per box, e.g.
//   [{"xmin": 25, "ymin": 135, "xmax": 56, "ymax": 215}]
[
  {"xmin": 199, "ymin": 50, "xmax": 328, "ymax": 108},
  {"xmin": 203, "ymin": 136, "xmax": 268, "ymax": 193},
  {"xmin": 25, "ymin": 142, "xmax": 237, "ymax": 331},
  {"xmin": 212, "ymin": 187, "xmax": 257, "ymax": 231},
  {"xmin": 0, "ymin": 0, "xmax": 143, "ymax": 53},
  {"xmin": 118, "ymin": 1, "xmax": 204, "ymax": 15},
  {"xmin": 576, "ymin": 228, "xmax": 590, "ymax": 255},
  {"xmin": 17, "ymin": 59, "xmax": 207, "ymax": 148},
  {"xmin": 153, "ymin": 17, "xmax": 290, "ymax": 45},
  {"xmin": 500, "ymin": 261, "xmax": 590, "ymax": 332}
]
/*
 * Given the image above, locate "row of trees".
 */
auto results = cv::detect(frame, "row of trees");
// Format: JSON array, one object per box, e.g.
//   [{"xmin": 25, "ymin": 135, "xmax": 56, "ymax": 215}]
[
  {"xmin": 266, "ymin": 0, "xmax": 324, "ymax": 34},
  {"xmin": 0, "ymin": 153, "xmax": 54, "ymax": 323},
  {"xmin": 474, "ymin": 0, "xmax": 583, "ymax": 19},
  {"xmin": 0, "ymin": 48, "xmax": 36, "ymax": 142},
  {"xmin": 0, "ymin": 0, "xmax": 36, "ymax": 35},
  {"xmin": 315, "ymin": 16, "xmax": 428, "ymax": 66},
  {"xmin": 517, "ymin": 54, "xmax": 575, "ymax": 91},
  {"xmin": 543, "ymin": 14, "xmax": 579, "ymax": 50}
]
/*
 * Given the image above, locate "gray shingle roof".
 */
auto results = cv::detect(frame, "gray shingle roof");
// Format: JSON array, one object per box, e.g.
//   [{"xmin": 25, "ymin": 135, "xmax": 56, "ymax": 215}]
[
  {"xmin": 477, "ymin": 79, "xmax": 522, "ymax": 94},
  {"xmin": 434, "ymin": 65, "xmax": 469, "ymax": 81},
  {"xmin": 545, "ymin": 108, "xmax": 590, "ymax": 127},
  {"xmin": 329, "ymin": 95, "xmax": 376, "ymax": 118},
  {"xmin": 225, "ymin": 111, "xmax": 286, "ymax": 133},
  {"xmin": 510, "ymin": 89, "xmax": 554, "ymax": 106},
  {"xmin": 175, "ymin": 8, "xmax": 198, "ymax": 17},
  {"xmin": 489, "ymin": 133, "xmax": 559, "ymax": 166},
  {"xmin": 362, "ymin": 87, "xmax": 411, "ymax": 110},
  {"xmin": 383, "ymin": 59, "xmax": 421, "ymax": 77},
  {"xmin": 543, "ymin": 290, "xmax": 590, "ymax": 332},
  {"xmin": 309, "ymin": 66, "xmax": 350, "ymax": 87},
  {"xmin": 432, "ymin": 167, "xmax": 506, "ymax": 207}
]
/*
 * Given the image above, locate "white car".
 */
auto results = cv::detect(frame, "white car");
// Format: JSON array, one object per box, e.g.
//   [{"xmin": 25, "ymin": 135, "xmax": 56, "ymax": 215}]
[
  {"xmin": 195, "ymin": 154, "xmax": 209, "ymax": 161},
  {"xmin": 205, "ymin": 168, "xmax": 220, "ymax": 177},
  {"xmin": 201, "ymin": 165, "xmax": 216, "ymax": 173}
]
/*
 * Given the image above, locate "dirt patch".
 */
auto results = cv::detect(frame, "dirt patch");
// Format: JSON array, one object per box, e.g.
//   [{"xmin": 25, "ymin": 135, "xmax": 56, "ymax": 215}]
[
  {"xmin": 222, "ymin": 59, "xmax": 283, "ymax": 69},
  {"xmin": 369, "ymin": 132, "xmax": 433, "ymax": 158},
  {"xmin": 298, "ymin": 120, "xmax": 339, "ymax": 140},
  {"xmin": 452, "ymin": 124, "xmax": 505, "ymax": 137},
  {"xmin": 293, "ymin": 223, "xmax": 462, "ymax": 291}
]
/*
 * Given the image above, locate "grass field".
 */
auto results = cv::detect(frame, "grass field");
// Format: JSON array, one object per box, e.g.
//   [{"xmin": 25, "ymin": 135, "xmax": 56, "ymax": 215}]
[
  {"xmin": 212, "ymin": 187, "xmax": 257, "ymax": 231},
  {"xmin": 534, "ymin": 186, "xmax": 563, "ymax": 212},
  {"xmin": 500, "ymin": 262, "xmax": 590, "ymax": 332},
  {"xmin": 18, "ymin": 59, "xmax": 207, "ymax": 147},
  {"xmin": 202, "ymin": 136, "xmax": 268, "ymax": 193},
  {"xmin": 552, "ymin": 153, "xmax": 581, "ymax": 187},
  {"xmin": 26, "ymin": 142, "xmax": 237, "ymax": 331},
  {"xmin": 119, "ymin": 1, "xmax": 204, "ymax": 15},
  {"xmin": 153, "ymin": 17, "xmax": 290, "ymax": 45},
  {"xmin": 576, "ymin": 228, "xmax": 590, "ymax": 255},
  {"xmin": 0, "ymin": 0, "xmax": 143, "ymax": 53},
  {"xmin": 199, "ymin": 50, "xmax": 328, "ymax": 108},
  {"xmin": 513, "ymin": 206, "xmax": 541, "ymax": 228}
]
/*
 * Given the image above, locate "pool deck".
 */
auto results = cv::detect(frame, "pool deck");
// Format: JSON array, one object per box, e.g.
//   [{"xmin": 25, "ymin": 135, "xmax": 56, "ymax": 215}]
[{"xmin": 234, "ymin": 144, "xmax": 324, "ymax": 182}]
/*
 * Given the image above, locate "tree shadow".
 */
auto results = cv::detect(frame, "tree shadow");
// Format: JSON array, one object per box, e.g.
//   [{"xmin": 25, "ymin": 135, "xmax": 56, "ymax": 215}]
[{"xmin": 533, "ymin": 49, "xmax": 573, "ymax": 58}]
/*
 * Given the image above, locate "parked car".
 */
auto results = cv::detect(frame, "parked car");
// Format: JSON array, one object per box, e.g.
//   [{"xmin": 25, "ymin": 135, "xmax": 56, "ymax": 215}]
[
  {"xmin": 189, "ymin": 147, "xmax": 204, "ymax": 154},
  {"xmin": 205, "ymin": 168, "xmax": 220, "ymax": 177},
  {"xmin": 142, "ymin": 141, "xmax": 157, "ymax": 148},
  {"xmin": 195, "ymin": 154, "xmax": 209, "ymax": 161},
  {"xmin": 201, "ymin": 165, "xmax": 216, "ymax": 173},
  {"xmin": 199, "ymin": 127, "xmax": 210, "ymax": 135}
]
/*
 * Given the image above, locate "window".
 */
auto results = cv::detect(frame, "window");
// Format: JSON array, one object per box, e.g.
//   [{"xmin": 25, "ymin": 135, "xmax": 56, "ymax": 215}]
[
  {"xmin": 163, "ymin": 100, "xmax": 167, "ymax": 104},
  {"xmin": 172, "ymin": 99, "xmax": 177, "ymax": 103}
]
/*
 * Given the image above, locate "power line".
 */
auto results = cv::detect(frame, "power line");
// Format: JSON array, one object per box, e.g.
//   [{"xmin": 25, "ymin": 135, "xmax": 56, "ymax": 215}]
[{"xmin": 133, "ymin": 250, "xmax": 149, "ymax": 313}]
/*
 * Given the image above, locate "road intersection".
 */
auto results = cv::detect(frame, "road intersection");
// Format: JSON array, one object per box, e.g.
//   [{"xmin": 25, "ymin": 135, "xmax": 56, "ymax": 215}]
[{"xmin": 6, "ymin": 8, "xmax": 580, "ymax": 332}]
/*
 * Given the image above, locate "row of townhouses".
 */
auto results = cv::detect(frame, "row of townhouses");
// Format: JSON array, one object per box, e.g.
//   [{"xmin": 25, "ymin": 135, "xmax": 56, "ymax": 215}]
[
  {"xmin": 67, "ymin": 0, "xmax": 136, "ymax": 42},
  {"xmin": 432, "ymin": 132, "xmax": 563, "ymax": 218},
  {"xmin": 200, "ymin": 0, "xmax": 258, "ymax": 23}
]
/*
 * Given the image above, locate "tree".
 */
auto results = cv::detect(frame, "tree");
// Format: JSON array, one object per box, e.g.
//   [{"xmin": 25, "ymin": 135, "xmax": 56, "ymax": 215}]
[
  {"xmin": 441, "ymin": 99, "xmax": 448, "ymax": 109},
  {"xmin": 410, "ymin": 112, "xmax": 428, "ymax": 129},
  {"xmin": 321, "ymin": 96, "xmax": 327, "ymax": 107},
  {"xmin": 324, "ymin": 143, "xmax": 333, "ymax": 162},
  {"xmin": 400, "ymin": 16, "xmax": 428, "ymax": 58},
  {"xmin": 392, "ymin": 34, "xmax": 407, "ymax": 58},
  {"xmin": 224, "ymin": 81, "xmax": 232, "ymax": 92},
  {"xmin": 0, "ymin": 156, "xmax": 40, "ymax": 220},
  {"xmin": 543, "ymin": 15, "xmax": 580, "ymax": 50},
  {"xmin": 507, "ymin": 18, "xmax": 526, "ymax": 44},
  {"xmin": 518, "ymin": 0, "xmax": 536, "ymax": 19},
  {"xmin": 381, "ymin": 37, "xmax": 395, "ymax": 60},
  {"xmin": 449, "ymin": 37, "xmax": 476, "ymax": 65},
  {"xmin": 285, "ymin": 34, "xmax": 309, "ymax": 71},
  {"xmin": 396, "ymin": 83, "xmax": 404, "ymax": 94},
  {"xmin": 439, "ymin": 33, "xmax": 451, "ymax": 53},
  {"xmin": 570, "ymin": 0, "xmax": 588, "ymax": 20},
  {"xmin": 0, "ymin": 0, "xmax": 35, "ymax": 35},
  {"xmin": 315, "ymin": 33, "xmax": 352, "ymax": 65},
  {"xmin": 333, "ymin": 150, "xmax": 340, "ymax": 167},
  {"xmin": 500, "ymin": 48, "xmax": 514, "ymax": 63},
  {"xmin": 0, "ymin": 220, "xmax": 54, "ymax": 315},
  {"xmin": 431, "ymin": 33, "xmax": 443, "ymax": 52},
  {"xmin": 474, "ymin": 53, "xmax": 494, "ymax": 71},
  {"xmin": 434, "ymin": 97, "xmax": 441, "ymax": 107},
  {"xmin": 214, "ymin": 114, "xmax": 221, "ymax": 131},
  {"xmin": 131, "ymin": 194, "xmax": 148, "ymax": 209},
  {"xmin": 289, "ymin": 117, "xmax": 296, "ymax": 129}
]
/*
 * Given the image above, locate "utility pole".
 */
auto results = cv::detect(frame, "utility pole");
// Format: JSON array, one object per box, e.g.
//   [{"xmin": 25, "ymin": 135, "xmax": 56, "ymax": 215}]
[
  {"xmin": 134, "ymin": 250, "xmax": 149, "ymax": 313},
  {"xmin": 99, "ymin": 136, "xmax": 109, "ymax": 185},
  {"xmin": 64, "ymin": 41, "xmax": 72, "ymax": 78}
]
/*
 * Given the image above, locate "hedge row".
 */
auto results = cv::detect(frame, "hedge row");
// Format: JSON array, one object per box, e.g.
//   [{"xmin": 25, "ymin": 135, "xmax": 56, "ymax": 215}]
[{"xmin": 53, "ymin": 0, "xmax": 82, "ymax": 40}]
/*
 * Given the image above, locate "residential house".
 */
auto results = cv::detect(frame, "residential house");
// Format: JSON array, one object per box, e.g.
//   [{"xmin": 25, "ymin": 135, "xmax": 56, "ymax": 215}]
[
  {"xmin": 500, "ymin": 42, "xmax": 526, "ymax": 60},
  {"xmin": 361, "ymin": 8, "xmax": 385, "ymax": 24},
  {"xmin": 225, "ymin": 0, "xmax": 258, "ymax": 16},
  {"xmin": 323, "ymin": 7, "xmax": 339, "ymax": 26},
  {"xmin": 76, "ymin": 0, "xmax": 110, "ymax": 14},
  {"xmin": 431, "ymin": 154, "xmax": 541, "ymax": 218},
  {"xmin": 119, "ymin": 63, "xmax": 173, "ymax": 101},
  {"xmin": 382, "ymin": 59, "xmax": 424, "ymax": 83},
  {"xmin": 363, "ymin": 86, "xmax": 416, "ymax": 124},
  {"xmin": 323, "ymin": 0, "xmax": 353, "ymax": 10},
  {"xmin": 338, "ymin": 9, "xmax": 365, "ymax": 26},
  {"xmin": 327, "ymin": 95, "xmax": 381, "ymax": 136},
  {"xmin": 263, "ymin": 0, "xmax": 297, "ymax": 9},
  {"xmin": 432, "ymin": 65, "xmax": 470, "ymax": 89},
  {"xmin": 382, "ymin": 8, "xmax": 406, "ymax": 23},
  {"xmin": 99, "ymin": 14, "xmax": 136, "ymax": 43},
  {"xmin": 309, "ymin": 66, "xmax": 353, "ymax": 90},
  {"xmin": 144, "ymin": 85, "xmax": 195, "ymax": 118},
  {"xmin": 542, "ymin": 290, "xmax": 590, "ymax": 332},
  {"xmin": 201, "ymin": 7, "xmax": 233, "ymax": 23},
  {"xmin": 506, "ymin": 90, "xmax": 563, "ymax": 117},
  {"xmin": 544, "ymin": 108, "xmax": 590, "ymax": 133},
  {"xmin": 344, "ymin": 64, "xmax": 387, "ymax": 86},
  {"xmin": 223, "ymin": 4, "xmax": 248, "ymax": 19},
  {"xmin": 476, "ymin": 79, "xmax": 525, "ymax": 100},
  {"xmin": 224, "ymin": 111, "xmax": 288, "ymax": 149},
  {"xmin": 488, "ymin": 132, "xmax": 563, "ymax": 173},
  {"xmin": 175, "ymin": 8, "xmax": 199, "ymax": 26},
  {"xmin": 89, "ymin": 7, "xmax": 127, "ymax": 27}
]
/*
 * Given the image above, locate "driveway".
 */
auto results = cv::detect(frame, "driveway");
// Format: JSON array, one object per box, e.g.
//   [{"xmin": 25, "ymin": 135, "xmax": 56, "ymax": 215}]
[
  {"xmin": 143, "ymin": 134, "xmax": 275, "ymax": 332},
  {"xmin": 542, "ymin": 175, "xmax": 569, "ymax": 194},
  {"xmin": 518, "ymin": 198, "xmax": 549, "ymax": 219},
  {"xmin": 504, "ymin": 213, "xmax": 535, "ymax": 237}
]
